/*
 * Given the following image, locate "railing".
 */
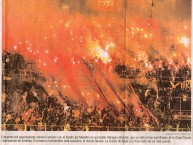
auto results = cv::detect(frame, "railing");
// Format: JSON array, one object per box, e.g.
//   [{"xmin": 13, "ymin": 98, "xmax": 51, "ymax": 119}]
[{"xmin": 1, "ymin": 124, "xmax": 191, "ymax": 131}]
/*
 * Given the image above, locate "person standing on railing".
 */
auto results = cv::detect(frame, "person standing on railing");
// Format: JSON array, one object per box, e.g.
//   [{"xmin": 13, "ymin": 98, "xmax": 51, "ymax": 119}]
[
  {"xmin": 176, "ymin": 122, "xmax": 180, "ymax": 131},
  {"xmin": 64, "ymin": 123, "xmax": 71, "ymax": 131},
  {"xmin": 144, "ymin": 122, "xmax": 150, "ymax": 131}
]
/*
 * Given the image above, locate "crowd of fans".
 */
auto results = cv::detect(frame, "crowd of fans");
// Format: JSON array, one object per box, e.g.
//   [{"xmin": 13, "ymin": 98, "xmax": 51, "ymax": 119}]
[
  {"xmin": 1, "ymin": 52, "xmax": 191, "ymax": 131},
  {"xmin": 115, "ymin": 58, "xmax": 191, "ymax": 130}
]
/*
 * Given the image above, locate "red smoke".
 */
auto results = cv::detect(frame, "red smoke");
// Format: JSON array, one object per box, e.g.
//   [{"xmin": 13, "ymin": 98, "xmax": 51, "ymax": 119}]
[{"xmin": 3, "ymin": 0, "xmax": 191, "ymax": 109}]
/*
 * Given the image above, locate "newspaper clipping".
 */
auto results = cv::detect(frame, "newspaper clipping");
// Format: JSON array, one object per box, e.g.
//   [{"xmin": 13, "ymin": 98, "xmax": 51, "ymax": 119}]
[{"xmin": 1, "ymin": 0, "xmax": 192, "ymax": 145}]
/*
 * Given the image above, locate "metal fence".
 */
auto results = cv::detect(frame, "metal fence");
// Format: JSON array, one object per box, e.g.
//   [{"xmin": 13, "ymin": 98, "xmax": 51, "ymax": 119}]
[{"xmin": 1, "ymin": 124, "xmax": 191, "ymax": 131}]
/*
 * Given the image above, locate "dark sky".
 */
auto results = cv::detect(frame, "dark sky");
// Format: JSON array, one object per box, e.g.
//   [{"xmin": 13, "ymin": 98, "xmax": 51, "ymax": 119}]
[
  {"xmin": 176, "ymin": 0, "xmax": 192, "ymax": 19},
  {"xmin": 57, "ymin": 0, "xmax": 192, "ymax": 20},
  {"xmin": 127, "ymin": 0, "xmax": 192, "ymax": 20}
]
